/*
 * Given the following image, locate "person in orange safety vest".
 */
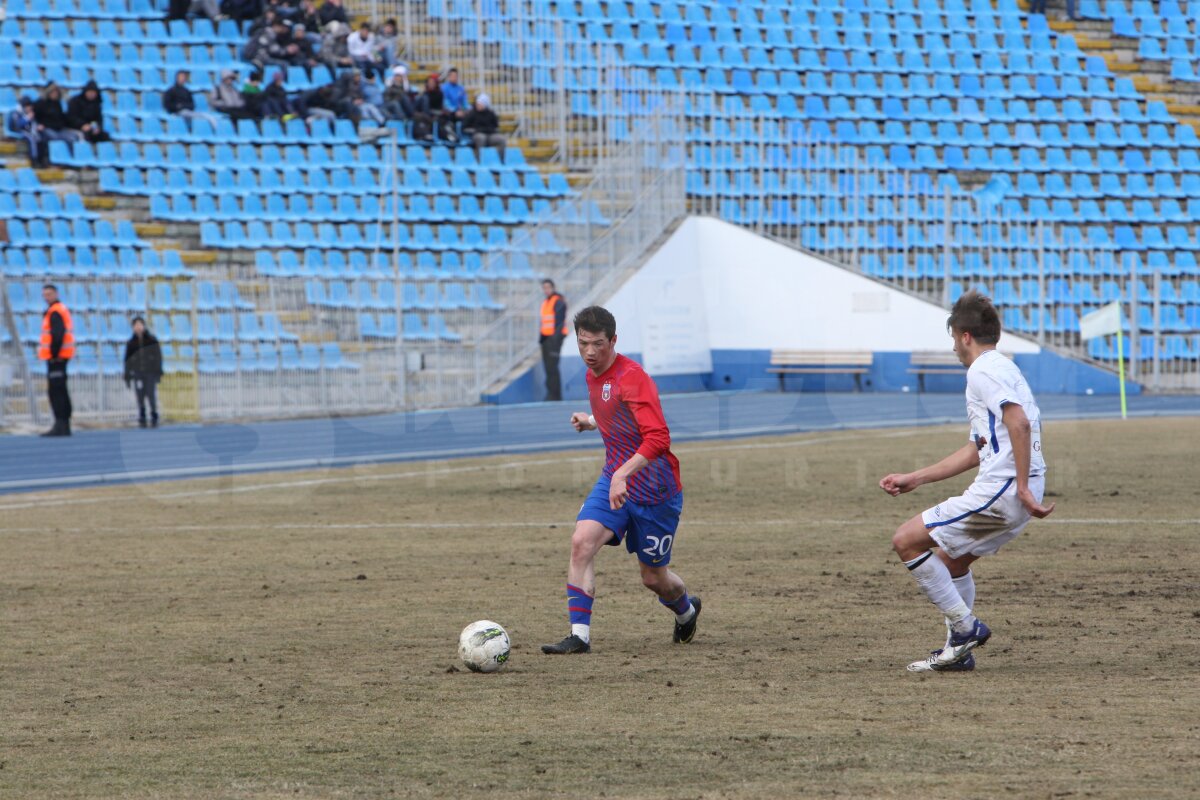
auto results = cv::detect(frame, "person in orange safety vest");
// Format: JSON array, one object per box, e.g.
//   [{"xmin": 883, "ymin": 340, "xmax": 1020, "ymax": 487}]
[
  {"xmin": 38, "ymin": 283, "xmax": 75, "ymax": 437},
  {"xmin": 539, "ymin": 279, "xmax": 568, "ymax": 401}
]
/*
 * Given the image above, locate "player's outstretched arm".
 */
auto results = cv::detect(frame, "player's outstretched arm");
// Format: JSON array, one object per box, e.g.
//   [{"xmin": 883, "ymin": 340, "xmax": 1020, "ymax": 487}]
[
  {"xmin": 570, "ymin": 412, "xmax": 596, "ymax": 432},
  {"xmin": 1002, "ymin": 402, "xmax": 1056, "ymax": 518},
  {"xmin": 879, "ymin": 442, "xmax": 980, "ymax": 496}
]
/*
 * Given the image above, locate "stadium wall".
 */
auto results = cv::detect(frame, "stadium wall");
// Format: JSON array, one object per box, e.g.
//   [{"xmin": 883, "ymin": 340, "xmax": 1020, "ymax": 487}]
[{"xmin": 487, "ymin": 217, "xmax": 1135, "ymax": 403}]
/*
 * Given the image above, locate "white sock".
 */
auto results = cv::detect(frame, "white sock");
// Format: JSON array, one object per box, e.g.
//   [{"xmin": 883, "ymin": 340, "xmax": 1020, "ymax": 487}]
[
  {"xmin": 945, "ymin": 571, "xmax": 976, "ymax": 647},
  {"xmin": 571, "ymin": 623, "xmax": 590, "ymax": 643},
  {"xmin": 675, "ymin": 605, "xmax": 696, "ymax": 625},
  {"xmin": 905, "ymin": 551, "xmax": 975, "ymax": 634}
]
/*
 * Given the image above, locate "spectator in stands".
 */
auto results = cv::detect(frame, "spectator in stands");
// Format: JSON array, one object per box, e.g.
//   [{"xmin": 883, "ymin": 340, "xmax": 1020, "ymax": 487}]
[
  {"xmin": 240, "ymin": 71, "xmax": 266, "ymax": 118},
  {"xmin": 463, "ymin": 93, "xmax": 505, "ymax": 160},
  {"xmin": 539, "ymin": 279, "xmax": 567, "ymax": 402},
  {"xmin": 441, "ymin": 67, "xmax": 469, "ymax": 118},
  {"xmin": 288, "ymin": 23, "xmax": 318, "ymax": 66},
  {"xmin": 209, "ymin": 70, "xmax": 254, "ymax": 120},
  {"xmin": 375, "ymin": 18, "xmax": 400, "ymax": 74},
  {"xmin": 261, "ymin": 71, "xmax": 292, "ymax": 118},
  {"xmin": 298, "ymin": 81, "xmax": 339, "ymax": 121},
  {"xmin": 188, "ymin": 0, "xmax": 221, "ymax": 21},
  {"xmin": 383, "ymin": 64, "xmax": 415, "ymax": 121},
  {"xmin": 244, "ymin": 15, "xmax": 278, "ymax": 68},
  {"xmin": 66, "ymin": 80, "xmax": 112, "ymax": 144},
  {"xmin": 39, "ymin": 284, "xmax": 75, "ymax": 437},
  {"xmin": 263, "ymin": 0, "xmax": 299, "ymax": 21},
  {"xmin": 414, "ymin": 72, "xmax": 456, "ymax": 142},
  {"xmin": 298, "ymin": 0, "xmax": 322, "ymax": 37},
  {"xmin": 7, "ymin": 96, "xmax": 44, "ymax": 168},
  {"xmin": 318, "ymin": 0, "xmax": 349, "ymax": 27},
  {"xmin": 33, "ymin": 84, "xmax": 83, "ymax": 152},
  {"xmin": 258, "ymin": 19, "xmax": 316, "ymax": 69},
  {"xmin": 333, "ymin": 69, "xmax": 385, "ymax": 125},
  {"xmin": 163, "ymin": 70, "xmax": 219, "ymax": 127},
  {"xmin": 221, "ymin": 0, "xmax": 263, "ymax": 22},
  {"xmin": 247, "ymin": 7, "xmax": 278, "ymax": 38},
  {"xmin": 123, "ymin": 317, "xmax": 163, "ymax": 429},
  {"xmin": 320, "ymin": 21, "xmax": 354, "ymax": 73},
  {"xmin": 347, "ymin": 22, "xmax": 380, "ymax": 80}
]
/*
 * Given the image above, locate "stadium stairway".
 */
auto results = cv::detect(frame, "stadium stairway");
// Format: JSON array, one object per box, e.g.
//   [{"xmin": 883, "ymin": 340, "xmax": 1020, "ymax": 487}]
[
  {"xmin": 1050, "ymin": 6, "xmax": 1200, "ymax": 136},
  {"xmin": 2, "ymin": 1, "xmax": 638, "ymax": 424},
  {"xmin": 433, "ymin": 0, "xmax": 1200, "ymax": 385},
  {"xmin": 387, "ymin": 13, "xmax": 599, "ymax": 186}
]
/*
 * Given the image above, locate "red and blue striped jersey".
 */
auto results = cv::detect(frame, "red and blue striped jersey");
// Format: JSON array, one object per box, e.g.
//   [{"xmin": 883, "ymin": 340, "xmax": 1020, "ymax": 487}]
[{"xmin": 586, "ymin": 354, "xmax": 682, "ymax": 504}]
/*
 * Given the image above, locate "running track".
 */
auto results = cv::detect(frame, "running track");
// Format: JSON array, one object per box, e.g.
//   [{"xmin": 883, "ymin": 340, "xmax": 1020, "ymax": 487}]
[{"xmin": 0, "ymin": 392, "xmax": 1195, "ymax": 494}]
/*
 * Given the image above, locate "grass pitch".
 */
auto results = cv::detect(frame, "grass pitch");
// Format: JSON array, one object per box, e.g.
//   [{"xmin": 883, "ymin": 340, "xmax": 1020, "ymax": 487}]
[{"xmin": 2, "ymin": 417, "xmax": 1198, "ymax": 799}]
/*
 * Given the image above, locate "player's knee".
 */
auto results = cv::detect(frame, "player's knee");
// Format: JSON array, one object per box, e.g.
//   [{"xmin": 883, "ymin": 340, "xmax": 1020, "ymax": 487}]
[
  {"xmin": 891, "ymin": 524, "xmax": 924, "ymax": 560},
  {"xmin": 569, "ymin": 527, "xmax": 600, "ymax": 563},
  {"xmin": 640, "ymin": 567, "xmax": 665, "ymax": 591}
]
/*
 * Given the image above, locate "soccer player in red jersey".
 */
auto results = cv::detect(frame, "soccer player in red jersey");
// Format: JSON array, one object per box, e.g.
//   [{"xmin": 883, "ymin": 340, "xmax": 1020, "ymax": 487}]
[{"xmin": 541, "ymin": 306, "xmax": 700, "ymax": 655}]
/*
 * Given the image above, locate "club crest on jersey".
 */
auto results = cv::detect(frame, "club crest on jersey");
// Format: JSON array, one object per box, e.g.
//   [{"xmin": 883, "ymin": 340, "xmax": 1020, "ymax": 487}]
[{"xmin": 601, "ymin": 382, "xmax": 611, "ymax": 401}]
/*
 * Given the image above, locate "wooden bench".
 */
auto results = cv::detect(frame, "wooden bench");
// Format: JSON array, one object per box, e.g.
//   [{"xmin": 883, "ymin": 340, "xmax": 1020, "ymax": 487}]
[
  {"xmin": 907, "ymin": 351, "xmax": 1010, "ymax": 391},
  {"xmin": 767, "ymin": 350, "xmax": 873, "ymax": 392},
  {"xmin": 907, "ymin": 351, "xmax": 964, "ymax": 392}
]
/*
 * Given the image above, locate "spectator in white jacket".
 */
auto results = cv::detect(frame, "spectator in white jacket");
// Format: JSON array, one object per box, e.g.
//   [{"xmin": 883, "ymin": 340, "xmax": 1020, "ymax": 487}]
[{"xmin": 347, "ymin": 22, "xmax": 379, "ymax": 80}]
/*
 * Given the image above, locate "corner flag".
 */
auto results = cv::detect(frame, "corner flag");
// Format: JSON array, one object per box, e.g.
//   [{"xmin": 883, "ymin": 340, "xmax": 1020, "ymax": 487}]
[{"xmin": 1079, "ymin": 302, "xmax": 1127, "ymax": 419}]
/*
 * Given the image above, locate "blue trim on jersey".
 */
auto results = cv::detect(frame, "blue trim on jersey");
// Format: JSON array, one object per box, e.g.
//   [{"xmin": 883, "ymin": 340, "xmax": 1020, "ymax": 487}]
[
  {"xmin": 925, "ymin": 478, "xmax": 1014, "ymax": 529},
  {"xmin": 987, "ymin": 410, "xmax": 1000, "ymax": 454}
]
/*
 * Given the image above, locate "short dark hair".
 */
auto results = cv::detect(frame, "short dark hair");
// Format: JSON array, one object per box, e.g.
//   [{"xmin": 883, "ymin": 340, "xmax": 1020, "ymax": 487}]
[
  {"xmin": 573, "ymin": 306, "xmax": 616, "ymax": 340},
  {"xmin": 131, "ymin": 315, "xmax": 145, "ymax": 326},
  {"xmin": 947, "ymin": 289, "xmax": 1001, "ymax": 345},
  {"xmin": 43, "ymin": 283, "xmax": 58, "ymax": 292},
  {"xmin": 541, "ymin": 278, "xmax": 555, "ymax": 288}
]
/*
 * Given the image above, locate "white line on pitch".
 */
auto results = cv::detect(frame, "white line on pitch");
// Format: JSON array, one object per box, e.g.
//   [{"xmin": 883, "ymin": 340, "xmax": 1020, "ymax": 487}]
[
  {"xmin": 0, "ymin": 428, "xmax": 937, "ymax": 512},
  {"xmin": 2, "ymin": 518, "xmax": 1197, "ymax": 536}
]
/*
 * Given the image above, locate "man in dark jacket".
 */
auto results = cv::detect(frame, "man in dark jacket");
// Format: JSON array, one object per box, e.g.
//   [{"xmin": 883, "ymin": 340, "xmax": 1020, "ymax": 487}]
[
  {"xmin": 124, "ymin": 317, "xmax": 163, "ymax": 428},
  {"xmin": 318, "ymin": 0, "xmax": 349, "ymax": 27},
  {"xmin": 539, "ymin": 279, "xmax": 567, "ymax": 402},
  {"xmin": 463, "ymin": 93, "xmax": 505, "ymax": 160},
  {"xmin": 221, "ymin": 0, "xmax": 262, "ymax": 21},
  {"xmin": 260, "ymin": 71, "xmax": 291, "ymax": 118},
  {"xmin": 414, "ymin": 73, "xmax": 456, "ymax": 142},
  {"xmin": 33, "ymin": 84, "xmax": 83, "ymax": 154},
  {"xmin": 163, "ymin": 70, "xmax": 218, "ymax": 126},
  {"xmin": 66, "ymin": 80, "xmax": 111, "ymax": 143}
]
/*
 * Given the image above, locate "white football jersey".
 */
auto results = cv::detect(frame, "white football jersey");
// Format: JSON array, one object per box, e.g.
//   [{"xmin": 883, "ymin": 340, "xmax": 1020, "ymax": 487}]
[{"xmin": 965, "ymin": 350, "xmax": 1046, "ymax": 483}]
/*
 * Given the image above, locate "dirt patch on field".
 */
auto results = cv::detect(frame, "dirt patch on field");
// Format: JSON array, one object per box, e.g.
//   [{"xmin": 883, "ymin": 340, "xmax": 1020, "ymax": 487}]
[{"xmin": 1, "ymin": 417, "xmax": 1198, "ymax": 798}]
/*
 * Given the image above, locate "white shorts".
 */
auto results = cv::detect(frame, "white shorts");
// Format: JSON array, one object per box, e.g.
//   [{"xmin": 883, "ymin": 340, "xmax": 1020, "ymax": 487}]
[{"xmin": 921, "ymin": 476, "xmax": 1045, "ymax": 560}]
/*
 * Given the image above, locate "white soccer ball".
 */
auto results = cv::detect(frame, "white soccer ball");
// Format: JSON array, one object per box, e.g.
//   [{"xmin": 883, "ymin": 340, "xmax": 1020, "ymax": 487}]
[{"xmin": 458, "ymin": 620, "xmax": 511, "ymax": 673}]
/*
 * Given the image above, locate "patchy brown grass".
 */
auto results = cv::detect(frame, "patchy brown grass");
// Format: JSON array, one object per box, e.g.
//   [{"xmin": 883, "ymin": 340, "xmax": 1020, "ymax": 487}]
[{"xmin": 1, "ymin": 417, "xmax": 1198, "ymax": 799}]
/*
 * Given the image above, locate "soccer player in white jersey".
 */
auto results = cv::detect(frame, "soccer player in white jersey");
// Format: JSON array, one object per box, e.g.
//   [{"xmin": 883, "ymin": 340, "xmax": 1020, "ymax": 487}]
[{"xmin": 880, "ymin": 290, "xmax": 1055, "ymax": 672}]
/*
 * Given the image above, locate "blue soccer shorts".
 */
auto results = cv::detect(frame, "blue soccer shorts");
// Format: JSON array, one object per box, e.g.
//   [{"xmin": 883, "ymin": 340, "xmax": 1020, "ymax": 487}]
[{"xmin": 577, "ymin": 474, "xmax": 684, "ymax": 567}]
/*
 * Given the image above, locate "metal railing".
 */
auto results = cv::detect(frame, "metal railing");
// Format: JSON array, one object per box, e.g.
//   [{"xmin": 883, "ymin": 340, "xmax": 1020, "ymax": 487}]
[
  {"xmin": 683, "ymin": 126, "xmax": 1200, "ymax": 392},
  {"xmin": 0, "ymin": 105, "xmax": 687, "ymax": 425},
  {"xmin": 469, "ymin": 109, "xmax": 688, "ymax": 396},
  {"xmin": 353, "ymin": 0, "xmax": 677, "ymax": 171}
]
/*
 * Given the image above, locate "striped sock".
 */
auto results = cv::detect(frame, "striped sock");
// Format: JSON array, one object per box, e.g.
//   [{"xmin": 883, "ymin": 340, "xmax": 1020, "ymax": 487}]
[
  {"xmin": 567, "ymin": 583, "xmax": 593, "ymax": 643},
  {"xmin": 659, "ymin": 590, "xmax": 694, "ymax": 624}
]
